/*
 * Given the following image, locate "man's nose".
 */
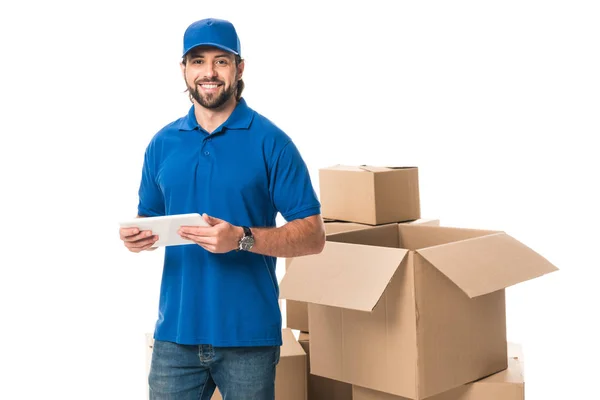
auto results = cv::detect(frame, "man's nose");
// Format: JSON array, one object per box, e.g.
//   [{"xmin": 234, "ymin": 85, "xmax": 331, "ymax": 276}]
[{"xmin": 204, "ymin": 64, "xmax": 218, "ymax": 79}]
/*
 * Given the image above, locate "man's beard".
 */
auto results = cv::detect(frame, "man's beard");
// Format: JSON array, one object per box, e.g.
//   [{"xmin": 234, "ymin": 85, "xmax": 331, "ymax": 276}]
[{"xmin": 188, "ymin": 78, "xmax": 237, "ymax": 109}]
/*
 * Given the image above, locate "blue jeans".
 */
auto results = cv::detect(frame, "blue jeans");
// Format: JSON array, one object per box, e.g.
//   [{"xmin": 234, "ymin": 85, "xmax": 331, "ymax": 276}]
[{"xmin": 149, "ymin": 340, "xmax": 280, "ymax": 400}]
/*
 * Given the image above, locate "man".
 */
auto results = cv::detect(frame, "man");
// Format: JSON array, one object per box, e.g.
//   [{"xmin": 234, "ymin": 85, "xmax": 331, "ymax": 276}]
[{"xmin": 119, "ymin": 18, "xmax": 325, "ymax": 400}]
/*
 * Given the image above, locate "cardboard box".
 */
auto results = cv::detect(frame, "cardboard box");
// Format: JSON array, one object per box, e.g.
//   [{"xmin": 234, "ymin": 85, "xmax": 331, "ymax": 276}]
[
  {"xmin": 146, "ymin": 329, "xmax": 307, "ymax": 400},
  {"xmin": 298, "ymin": 332, "xmax": 353, "ymax": 400},
  {"xmin": 353, "ymin": 343, "xmax": 525, "ymax": 400},
  {"xmin": 280, "ymin": 224, "xmax": 557, "ymax": 399},
  {"xmin": 286, "ymin": 220, "xmax": 377, "ymax": 332},
  {"xmin": 319, "ymin": 165, "xmax": 420, "ymax": 225},
  {"xmin": 286, "ymin": 219, "xmax": 440, "ymax": 332}
]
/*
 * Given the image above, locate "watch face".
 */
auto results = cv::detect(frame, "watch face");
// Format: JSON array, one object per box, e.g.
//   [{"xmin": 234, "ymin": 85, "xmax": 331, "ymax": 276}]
[{"xmin": 240, "ymin": 236, "xmax": 255, "ymax": 251}]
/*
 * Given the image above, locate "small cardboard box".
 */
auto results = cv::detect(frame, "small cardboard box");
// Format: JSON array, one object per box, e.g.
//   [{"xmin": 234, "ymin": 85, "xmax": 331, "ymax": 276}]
[
  {"xmin": 285, "ymin": 219, "xmax": 440, "ymax": 332},
  {"xmin": 280, "ymin": 224, "xmax": 557, "ymax": 399},
  {"xmin": 146, "ymin": 329, "xmax": 307, "ymax": 400},
  {"xmin": 298, "ymin": 332, "xmax": 353, "ymax": 400},
  {"xmin": 319, "ymin": 165, "xmax": 420, "ymax": 225},
  {"xmin": 353, "ymin": 343, "xmax": 525, "ymax": 400}
]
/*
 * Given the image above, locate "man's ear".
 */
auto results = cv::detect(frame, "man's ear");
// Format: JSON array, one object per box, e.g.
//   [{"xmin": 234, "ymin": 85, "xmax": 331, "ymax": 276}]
[
  {"xmin": 180, "ymin": 62, "xmax": 186, "ymax": 78},
  {"xmin": 237, "ymin": 60, "xmax": 245, "ymax": 80}
]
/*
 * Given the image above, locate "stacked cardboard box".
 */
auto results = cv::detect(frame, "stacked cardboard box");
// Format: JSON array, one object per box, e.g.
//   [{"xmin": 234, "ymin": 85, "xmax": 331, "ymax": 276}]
[
  {"xmin": 319, "ymin": 165, "xmax": 420, "ymax": 225},
  {"xmin": 353, "ymin": 343, "xmax": 525, "ymax": 400},
  {"xmin": 280, "ymin": 165, "xmax": 557, "ymax": 399},
  {"xmin": 298, "ymin": 332, "xmax": 353, "ymax": 400},
  {"xmin": 285, "ymin": 166, "xmax": 440, "ymax": 399}
]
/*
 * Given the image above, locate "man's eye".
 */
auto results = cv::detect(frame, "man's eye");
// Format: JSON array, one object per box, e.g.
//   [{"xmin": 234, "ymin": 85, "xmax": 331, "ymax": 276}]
[
  {"xmin": 192, "ymin": 59, "xmax": 203, "ymax": 64},
  {"xmin": 216, "ymin": 60, "xmax": 228, "ymax": 66}
]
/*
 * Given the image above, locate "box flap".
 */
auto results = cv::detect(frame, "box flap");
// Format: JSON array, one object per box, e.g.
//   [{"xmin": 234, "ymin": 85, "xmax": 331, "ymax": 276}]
[
  {"xmin": 322, "ymin": 165, "xmax": 416, "ymax": 173},
  {"xmin": 279, "ymin": 241, "xmax": 408, "ymax": 312},
  {"xmin": 417, "ymin": 232, "xmax": 558, "ymax": 298},
  {"xmin": 298, "ymin": 332, "xmax": 309, "ymax": 343},
  {"xmin": 324, "ymin": 221, "xmax": 374, "ymax": 235},
  {"xmin": 359, "ymin": 165, "xmax": 417, "ymax": 173},
  {"xmin": 358, "ymin": 165, "xmax": 389, "ymax": 173},
  {"xmin": 281, "ymin": 328, "xmax": 305, "ymax": 358}
]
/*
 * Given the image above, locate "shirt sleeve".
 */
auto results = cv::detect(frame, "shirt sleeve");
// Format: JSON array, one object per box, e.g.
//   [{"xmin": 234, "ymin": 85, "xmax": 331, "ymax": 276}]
[
  {"xmin": 137, "ymin": 146, "xmax": 165, "ymax": 217},
  {"xmin": 269, "ymin": 141, "xmax": 321, "ymax": 222}
]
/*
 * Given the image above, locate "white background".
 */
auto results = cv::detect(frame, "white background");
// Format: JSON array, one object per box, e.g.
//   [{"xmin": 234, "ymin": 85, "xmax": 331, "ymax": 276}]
[{"xmin": 1, "ymin": 0, "xmax": 598, "ymax": 399}]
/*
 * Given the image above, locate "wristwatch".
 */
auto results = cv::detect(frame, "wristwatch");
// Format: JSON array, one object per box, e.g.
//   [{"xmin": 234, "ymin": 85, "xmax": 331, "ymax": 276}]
[{"xmin": 238, "ymin": 226, "xmax": 255, "ymax": 251}]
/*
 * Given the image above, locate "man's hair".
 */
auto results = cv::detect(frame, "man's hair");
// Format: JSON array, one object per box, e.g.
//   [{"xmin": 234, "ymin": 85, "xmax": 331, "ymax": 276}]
[{"xmin": 182, "ymin": 54, "xmax": 245, "ymax": 101}]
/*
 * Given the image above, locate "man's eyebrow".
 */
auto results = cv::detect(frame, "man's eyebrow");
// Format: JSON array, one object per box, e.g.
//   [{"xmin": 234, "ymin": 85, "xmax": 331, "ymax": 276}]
[{"xmin": 188, "ymin": 53, "xmax": 231, "ymax": 59}]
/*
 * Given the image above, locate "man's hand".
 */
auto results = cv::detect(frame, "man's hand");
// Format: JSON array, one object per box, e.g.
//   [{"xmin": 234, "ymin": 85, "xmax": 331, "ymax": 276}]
[
  {"xmin": 178, "ymin": 213, "xmax": 242, "ymax": 253},
  {"xmin": 120, "ymin": 227, "xmax": 159, "ymax": 253}
]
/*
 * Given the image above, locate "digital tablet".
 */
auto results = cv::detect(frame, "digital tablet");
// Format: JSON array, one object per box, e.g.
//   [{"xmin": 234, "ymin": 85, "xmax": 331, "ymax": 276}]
[{"xmin": 119, "ymin": 213, "xmax": 209, "ymax": 247}]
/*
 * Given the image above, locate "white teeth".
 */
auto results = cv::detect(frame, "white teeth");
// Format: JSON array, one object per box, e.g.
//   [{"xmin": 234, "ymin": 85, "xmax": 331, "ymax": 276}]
[{"xmin": 201, "ymin": 84, "xmax": 218, "ymax": 89}]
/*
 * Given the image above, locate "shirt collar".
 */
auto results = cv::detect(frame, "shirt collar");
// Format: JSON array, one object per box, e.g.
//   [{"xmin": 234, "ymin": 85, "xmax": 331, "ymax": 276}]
[{"xmin": 178, "ymin": 98, "xmax": 254, "ymax": 132}]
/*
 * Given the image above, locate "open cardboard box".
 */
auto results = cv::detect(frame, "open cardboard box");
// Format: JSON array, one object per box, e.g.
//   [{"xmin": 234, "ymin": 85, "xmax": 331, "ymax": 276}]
[
  {"xmin": 280, "ymin": 224, "xmax": 557, "ymax": 399},
  {"xmin": 286, "ymin": 219, "xmax": 440, "ymax": 332}
]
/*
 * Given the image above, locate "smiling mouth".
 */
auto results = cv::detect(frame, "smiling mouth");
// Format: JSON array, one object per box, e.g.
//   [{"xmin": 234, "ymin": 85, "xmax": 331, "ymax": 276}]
[{"xmin": 199, "ymin": 83, "xmax": 222, "ymax": 89}]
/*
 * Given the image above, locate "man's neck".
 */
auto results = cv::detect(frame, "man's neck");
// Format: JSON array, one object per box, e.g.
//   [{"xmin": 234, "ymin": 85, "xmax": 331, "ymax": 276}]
[{"xmin": 193, "ymin": 97, "xmax": 238, "ymax": 134}]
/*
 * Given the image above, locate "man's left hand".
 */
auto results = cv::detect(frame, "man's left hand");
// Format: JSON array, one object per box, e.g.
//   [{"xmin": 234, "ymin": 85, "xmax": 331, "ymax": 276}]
[{"xmin": 178, "ymin": 213, "xmax": 242, "ymax": 253}]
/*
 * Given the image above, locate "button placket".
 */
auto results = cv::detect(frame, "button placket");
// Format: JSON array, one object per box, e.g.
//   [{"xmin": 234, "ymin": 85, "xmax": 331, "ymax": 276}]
[{"xmin": 202, "ymin": 135, "xmax": 212, "ymax": 157}]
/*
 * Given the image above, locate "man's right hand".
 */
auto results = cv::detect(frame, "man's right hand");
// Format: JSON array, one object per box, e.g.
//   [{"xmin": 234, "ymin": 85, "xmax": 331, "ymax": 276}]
[{"xmin": 120, "ymin": 227, "xmax": 159, "ymax": 253}]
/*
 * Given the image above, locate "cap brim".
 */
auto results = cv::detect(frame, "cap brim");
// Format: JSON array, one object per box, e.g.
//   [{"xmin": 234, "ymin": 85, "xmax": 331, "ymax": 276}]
[{"xmin": 183, "ymin": 43, "xmax": 239, "ymax": 57}]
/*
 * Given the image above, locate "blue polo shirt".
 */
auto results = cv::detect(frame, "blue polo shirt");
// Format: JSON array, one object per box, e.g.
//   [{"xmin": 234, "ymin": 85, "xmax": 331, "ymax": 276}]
[{"xmin": 137, "ymin": 99, "xmax": 320, "ymax": 346}]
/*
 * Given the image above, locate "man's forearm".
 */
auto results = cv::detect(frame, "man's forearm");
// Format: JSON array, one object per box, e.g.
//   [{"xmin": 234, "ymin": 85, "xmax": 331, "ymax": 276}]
[{"xmin": 245, "ymin": 215, "xmax": 326, "ymax": 258}]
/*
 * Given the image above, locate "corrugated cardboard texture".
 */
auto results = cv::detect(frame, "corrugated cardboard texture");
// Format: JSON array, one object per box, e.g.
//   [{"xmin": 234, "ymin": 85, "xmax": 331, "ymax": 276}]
[
  {"xmin": 328, "ymin": 224, "xmax": 400, "ymax": 248},
  {"xmin": 281, "ymin": 240, "xmax": 407, "ymax": 312},
  {"xmin": 352, "ymin": 343, "xmax": 524, "ymax": 400},
  {"xmin": 319, "ymin": 166, "xmax": 420, "ymax": 225},
  {"xmin": 298, "ymin": 333, "xmax": 352, "ymax": 400},
  {"xmin": 145, "ymin": 329, "xmax": 306, "ymax": 400},
  {"xmin": 418, "ymin": 232, "xmax": 559, "ymax": 298},
  {"xmin": 321, "ymin": 221, "xmax": 377, "ymax": 234},
  {"xmin": 414, "ymin": 254, "xmax": 507, "ymax": 398},
  {"xmin": 286, "ymin": 220, "xmax": 440, "ymax": 331},
  {"xmin": 286, "ymin": 299, "xmax": 309, "ymax": 332},
  {"xmin": 396, "ymin": 224, "xmax": 497, "ymax": 251},
  {"xmin": 308, "ymin": 254, "xmax": 418, "ymax": 398},
  {"xmin": 276, "ymin": 354, "xmax": 307, "ymax": 400},
  {"xmin": 286, "ymin": 258, "xmax": 309, "ymax": 332},
  {"xmin": 374, "ymin": 168, "xmax": 420, "ymax": 224},
  {"xmin": 286, "ymin": 220, "xmax": 376, "ymax": 331},
  {"xmin": 280, "ymin": 224, "xmax": 556, "ymax": 399},
  {"xmin": 320, "ymin": 167, "xmax": 376, "ymax": 224}
]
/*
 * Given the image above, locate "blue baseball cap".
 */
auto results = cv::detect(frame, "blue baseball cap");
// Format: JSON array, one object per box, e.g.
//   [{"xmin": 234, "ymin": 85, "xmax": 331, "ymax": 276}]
[{"xmin": 183, "ymin": 18, "xmax": 241, "ymax": 57}]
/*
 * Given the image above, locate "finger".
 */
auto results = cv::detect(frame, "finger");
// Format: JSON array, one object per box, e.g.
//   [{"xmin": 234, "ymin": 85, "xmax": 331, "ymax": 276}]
[
  {"xmin": 180, "ymin": 233, "xmax": 216, "ymax": 246},
  {"xmin": 203, "ymin": 213, "xmax": 223, "ymax": 226},
  {"xmin": 126, "ymin": 235, "xmax": 159, "ymax": 249},
  {"xmin": 129, "ymin": 242, "xmax": 156, "ymax": 253},
  {"xmin": 120, "ymin": 227, "xmax": 140, "ymax": 238},
  {"xmin": 140, "ymin": 242, "xmax": 158, "ymax": 251},
  {"xmin": 178, "ymin": 226, "xmax": 212, "ymax": 236},
  {"xmin": 122, "ymin": 230, "xmax": 154, "ymax": 242}
]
